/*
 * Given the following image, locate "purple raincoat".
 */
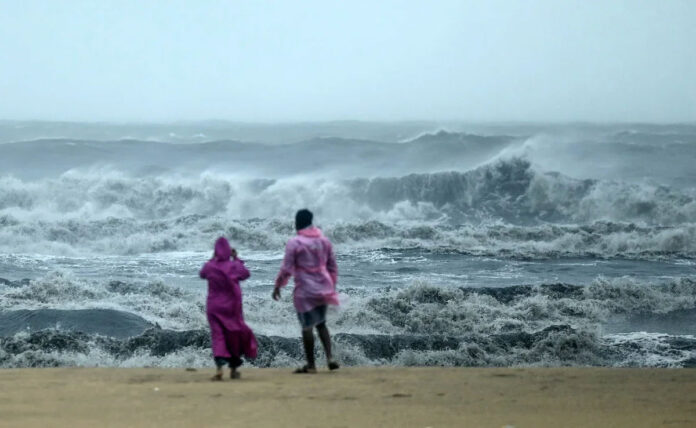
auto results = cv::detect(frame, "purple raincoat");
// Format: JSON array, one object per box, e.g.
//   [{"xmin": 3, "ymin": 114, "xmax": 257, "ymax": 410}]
[
  {"xmin": 200, "ymin": 237, "xmax": 258, "ymax": 360},
  {"xmin": 275, "ymin": 226, "xmax": 339, "ymax": 313}
]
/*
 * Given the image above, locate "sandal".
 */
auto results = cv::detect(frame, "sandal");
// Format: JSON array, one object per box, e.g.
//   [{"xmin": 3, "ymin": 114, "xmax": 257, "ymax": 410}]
[
  {"xmin": 210, "ymin": 373, "xmax": 223, "ymax": 381},
  {"xmin": 293, "ymin": 365, "xmax": 317, "ymax": 374},
  {"xmin": 230, "ymin": 370, "xmax": 241, "ymax": 379}
]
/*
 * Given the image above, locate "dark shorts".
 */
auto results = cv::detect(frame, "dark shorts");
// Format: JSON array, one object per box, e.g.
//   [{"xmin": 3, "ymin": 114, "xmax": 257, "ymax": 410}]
[{"xmin": 297, "ymin": 305, "xmax": 327, "ymax": 329}]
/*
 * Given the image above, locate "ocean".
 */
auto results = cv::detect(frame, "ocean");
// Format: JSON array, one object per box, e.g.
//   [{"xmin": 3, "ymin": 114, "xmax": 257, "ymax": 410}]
[{"xmin": 1, "ymin": 121, "xmax": 695, "ymax": 368}]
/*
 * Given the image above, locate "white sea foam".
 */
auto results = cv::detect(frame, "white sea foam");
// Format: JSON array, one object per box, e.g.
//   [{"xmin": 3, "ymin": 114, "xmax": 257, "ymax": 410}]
[
  {"xmin": 2, "ymin": 125, "xmax": 696, "ymax": 368},
  {"xmin": 1, "ymin": 157, "xmax": 695, "ymax": 258}
]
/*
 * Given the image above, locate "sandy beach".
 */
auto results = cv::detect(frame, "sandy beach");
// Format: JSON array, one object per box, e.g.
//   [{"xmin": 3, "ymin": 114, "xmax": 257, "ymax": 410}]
[{"xmin": 0, "ymin": 367, "xmax": 694, "ymax": 427}]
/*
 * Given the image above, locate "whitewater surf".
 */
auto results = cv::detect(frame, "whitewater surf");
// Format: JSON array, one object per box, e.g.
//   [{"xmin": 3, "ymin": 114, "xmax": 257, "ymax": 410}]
[{"xmin": 1, "ymin": 121, "xmax": 695, "ymax": 368}]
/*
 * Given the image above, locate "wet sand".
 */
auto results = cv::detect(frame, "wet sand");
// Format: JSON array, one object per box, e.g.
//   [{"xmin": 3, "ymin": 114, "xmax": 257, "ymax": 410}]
[{"xmin": 0, "ymin": 367, "xmax": 695, "ymax": 427}]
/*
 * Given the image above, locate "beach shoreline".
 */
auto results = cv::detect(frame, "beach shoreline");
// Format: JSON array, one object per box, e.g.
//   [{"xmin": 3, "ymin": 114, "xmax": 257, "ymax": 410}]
[{"xmin": 1, "ymin": 367, "xmax": 694, "ymax": 427}]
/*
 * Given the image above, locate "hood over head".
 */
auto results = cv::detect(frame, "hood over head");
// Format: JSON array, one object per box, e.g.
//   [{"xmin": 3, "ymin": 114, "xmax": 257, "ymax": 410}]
[{"xmin": 214, "ymin": 237, "xmax": 232, "ymax": 261}]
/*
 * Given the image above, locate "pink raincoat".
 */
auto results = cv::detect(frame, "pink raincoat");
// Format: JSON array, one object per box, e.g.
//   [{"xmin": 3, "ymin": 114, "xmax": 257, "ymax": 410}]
[
  {"xmin": 275, "ymin": 226, "xmax": 339, "ymax": 313},
  {"xmin": 200, "ymin": 237, "xmax": 258, "ymax": 360}
]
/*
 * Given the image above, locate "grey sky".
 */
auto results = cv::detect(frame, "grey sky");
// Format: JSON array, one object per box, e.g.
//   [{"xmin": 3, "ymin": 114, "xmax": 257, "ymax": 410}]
[{"xmin": 1, "ymin": 0, "xmax": 694, "ymax": 122}]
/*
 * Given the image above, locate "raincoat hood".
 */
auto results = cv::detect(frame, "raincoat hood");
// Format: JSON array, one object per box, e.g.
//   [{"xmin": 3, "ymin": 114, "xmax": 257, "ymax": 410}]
[{"xmin": 214, "ymin": 237, "xmax": 232, "ymax": 261}]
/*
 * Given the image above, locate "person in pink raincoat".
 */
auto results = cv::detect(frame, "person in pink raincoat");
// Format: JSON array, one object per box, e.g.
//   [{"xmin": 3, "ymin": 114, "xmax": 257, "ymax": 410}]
[
  {"xmin": 273, "ymin": 209, "xmax": 340, "ymax": 373},
  {"xmin": 200, "ymin": 237, "xmax": 258, "ymax": 380}
]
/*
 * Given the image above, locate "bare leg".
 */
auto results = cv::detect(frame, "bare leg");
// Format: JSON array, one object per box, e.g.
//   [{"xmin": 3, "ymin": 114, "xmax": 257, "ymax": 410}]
[
  {"xmin": 230, "ymin": 367, "xmax": 240, "ymax": 379},
  {"xmin": 316, "ymin": 322, "xmax": 332, "ymax": 361},
  {"xmin": 211, "ymin": 357, "xmax": 225, "ymax": 381},
  {"xmin": 230, "ymin": 356, "xmax": 242, "ymax": 379},
  {"xmin": 301, "ymin": 327, "xmax": 316, "ymax": 369},
  {"xmin": 317, "ymin": 322, "xmax": 339, "ymax": 370}
]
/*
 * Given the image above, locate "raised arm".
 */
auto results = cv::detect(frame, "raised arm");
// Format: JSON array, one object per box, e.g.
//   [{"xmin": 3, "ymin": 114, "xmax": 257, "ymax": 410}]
[
  {"xmin": 233, "ymin": 259, "xmax": 251, "ymax": 281},
  {"xmin": 199, "ymin": 263, "xmax": 210, "ymax": 279}
]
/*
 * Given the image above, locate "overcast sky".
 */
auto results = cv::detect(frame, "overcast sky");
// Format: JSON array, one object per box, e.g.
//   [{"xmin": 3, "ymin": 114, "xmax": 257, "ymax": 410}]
[{"xmin": 0, "ymin": 0, "xmax": 694, "ymax": 122}]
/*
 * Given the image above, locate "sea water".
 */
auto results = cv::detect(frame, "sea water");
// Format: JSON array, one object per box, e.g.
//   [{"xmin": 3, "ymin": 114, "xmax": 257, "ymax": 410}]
[{"xmin": 1, "ymin": 121, "xmax": 694, "ymax": 368}]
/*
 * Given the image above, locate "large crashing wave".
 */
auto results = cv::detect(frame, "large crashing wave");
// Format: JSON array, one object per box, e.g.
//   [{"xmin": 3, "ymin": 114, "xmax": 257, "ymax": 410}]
[
  {"xmin": 3, "ymin": 127, "xmax": 696, "ymax": 369},
  {"xmin": 3, "ymin": 157, "xmax": 693, "ymax": 224},
  {"xmin": 352, "ymin": 158, "xmax": 696, "ymax": 224},
  {"xmin": 1, "ymin": 158, "xmax": 695, "ymax": 258}
]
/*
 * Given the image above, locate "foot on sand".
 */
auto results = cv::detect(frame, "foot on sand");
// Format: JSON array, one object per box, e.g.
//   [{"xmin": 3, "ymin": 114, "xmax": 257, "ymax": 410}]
[
  {"xmin": 230, "ymin": 370, "xmax": 241, "ymax": 380},
  {"xmin": 328, "ymin": 360, "xmax": 340, "ymax": 371},
  {"xmin": 211, "ymin": 368, "xmax": 224, "ymax": 381},
  {"xmin": 293, "ymin": 365, "xmax": 317, "ymax": 374}
]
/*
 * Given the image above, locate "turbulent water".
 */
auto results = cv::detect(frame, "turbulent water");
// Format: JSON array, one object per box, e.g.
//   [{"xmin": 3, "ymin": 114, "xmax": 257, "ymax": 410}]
[{"xmin": 1, "ymin": 121, "xmax": 695, "ymax": 368}]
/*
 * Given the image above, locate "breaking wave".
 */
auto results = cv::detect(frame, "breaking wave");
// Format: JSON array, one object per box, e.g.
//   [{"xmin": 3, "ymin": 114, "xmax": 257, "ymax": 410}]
[
  {"xmin": 2, "ymin": 125, "xmax": 696, "ymax": 369},
  {"xmin": 1, "ymin": 158, "xmax": 695, "ymax": 258},
  {"xmin": 2, "ymin": 274, "xmax": 695, "ymax": 368},
  {"xmin": 3, "ymin": 327, "xmax": 694, "ymax": 369}
]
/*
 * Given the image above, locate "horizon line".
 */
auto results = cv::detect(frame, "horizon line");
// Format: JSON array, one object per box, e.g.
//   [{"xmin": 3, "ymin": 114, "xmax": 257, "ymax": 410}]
[{"xmin": 1, "ymin": 118, "xmax": 695, "ymax": 126}]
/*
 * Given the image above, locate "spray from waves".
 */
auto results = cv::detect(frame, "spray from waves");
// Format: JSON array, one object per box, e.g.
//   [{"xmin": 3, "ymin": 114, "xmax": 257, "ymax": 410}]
[
  {"xmin": 4, "ymin": 125, "xmax": 696, "ymax": 369},
  {"xmin": 2, "ymin": 275, "xmax": 696, "ymax": 368},
  {"xmin": 2, "ymin": 127, "xmax": 695, "ymax": 192},
  {"xmin": 3, "ymin": 158, "xmax": 694, "ymax": 225},
  {"xmin": 1, "ymin": 158, "xmax": 695, "ymax": 258},
  {"xmin": 352, "ymin": 158, "xmax": 696, "ymax": 225}
]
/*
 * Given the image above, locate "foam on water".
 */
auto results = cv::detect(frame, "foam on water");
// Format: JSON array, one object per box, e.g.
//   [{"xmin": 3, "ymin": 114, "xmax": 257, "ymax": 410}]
[
  {"xmin": 2, "ymin": 326, "xmax": 694, "ymax": 369},
  {"xmin": 2, "ymin": 274, "xmax": 695, "ymax": 368},
  {"xmin": 0, "ymin": 272, "xmax": 208, "ymax": 330},
  {"xmin": 1, "ymin": 124, "xmax": 695, "ymax": 368},
  {"xmin": 1, "ymin": 158, "xmax": 695, "ymax": 259}
]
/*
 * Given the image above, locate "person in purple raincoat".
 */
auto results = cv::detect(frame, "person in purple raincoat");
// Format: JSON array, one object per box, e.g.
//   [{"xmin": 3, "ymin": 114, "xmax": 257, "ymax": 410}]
[
  {"xmin": 200, "ymin": 237, "xmax": 257, "ymax": 380},
  {"xmin": 273, "ymin": 209, "xmax": 340, "ymax": 373}
]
